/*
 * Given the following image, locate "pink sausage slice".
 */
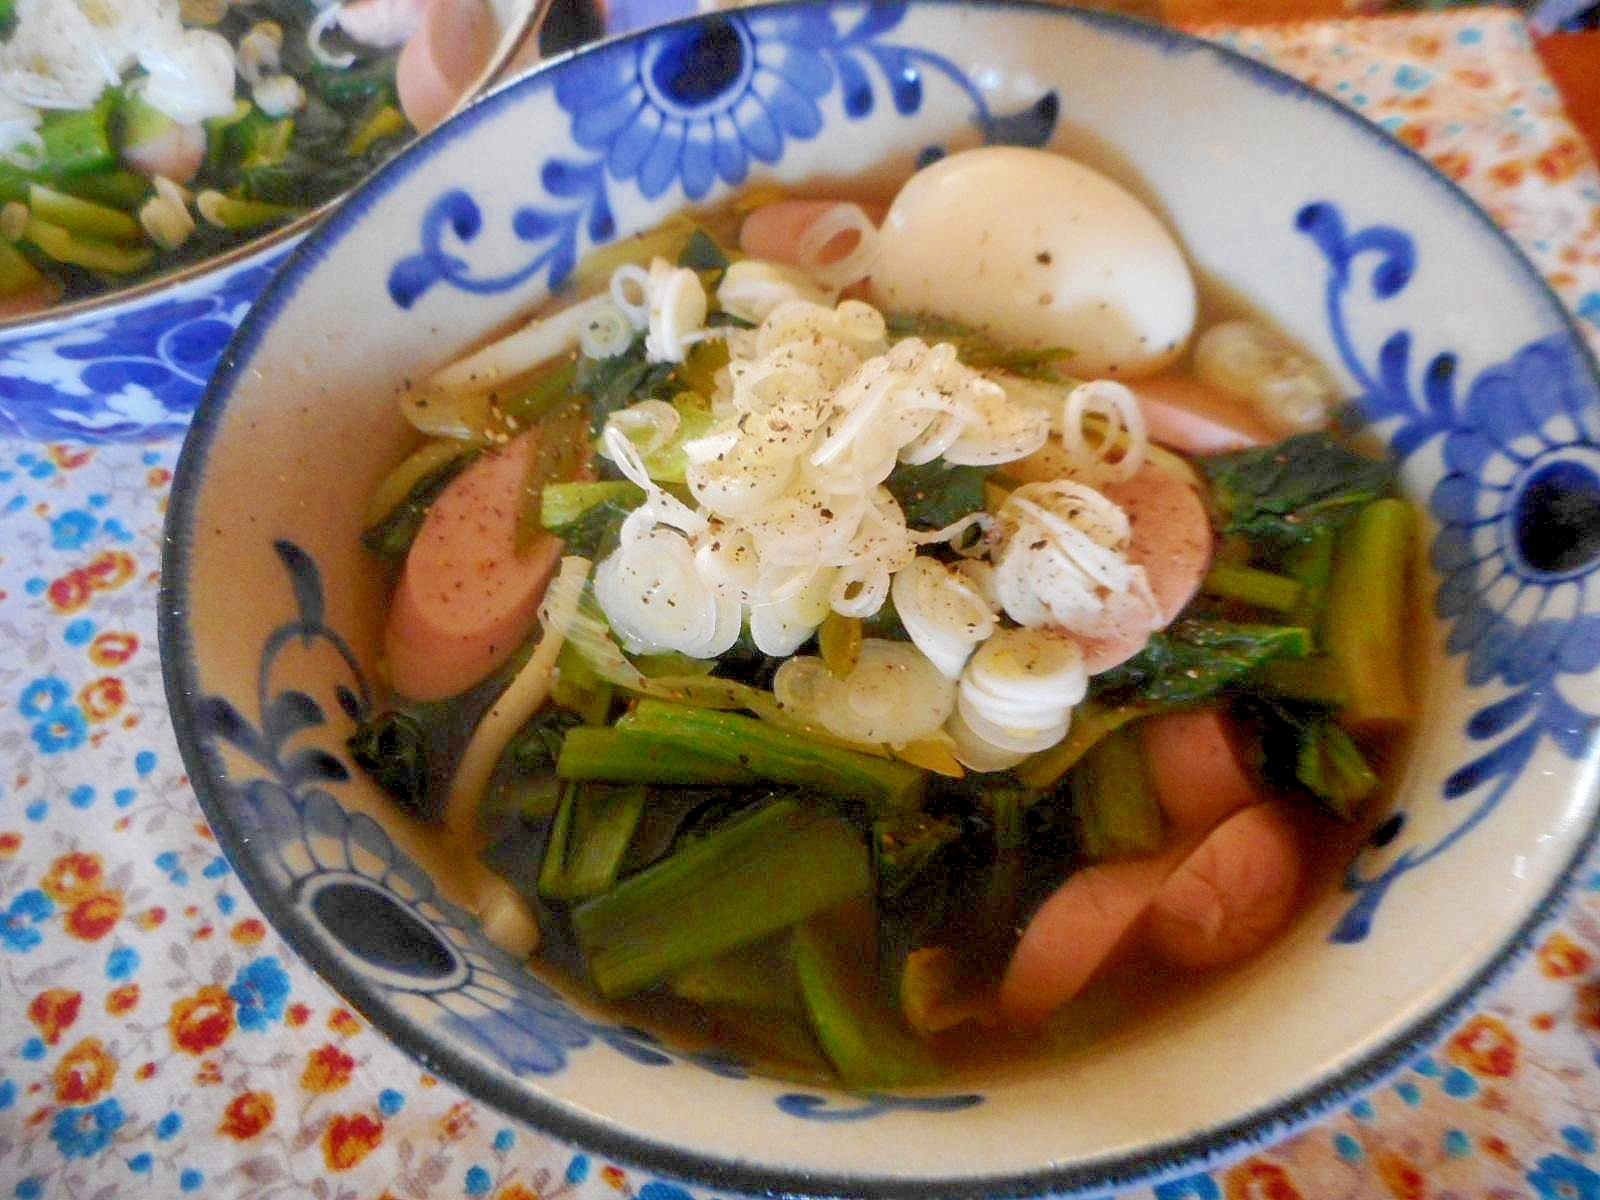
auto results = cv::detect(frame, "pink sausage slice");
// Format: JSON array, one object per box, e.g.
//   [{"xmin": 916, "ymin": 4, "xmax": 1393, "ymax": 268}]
[
  {"xmin": 1133, "ymin": 376, "xmax": 1275, "ymax": 456},
  {"xmin": 1075, "ymin": 461, "xmax": 1214, "ymax": 674},
  {"xmin": 738, "ymin": 198, "xmax": 885, "ymax": 268},
  {"xmin": 1146, "ymin": 802, "xmax": 1305, "ymax": 971},
  {"xmin": 1139, "ymin": 708, "xmax": 1262, "ymax": 834},
  {"xmin": 998, "ymin": 843, "xmax": 1192, "ymax": 1027},
  {"xmin": 396, "ymin": 0, "xmax": 498, "ymax": 134},
  {"xmin": 384, "ymin": 432, "xmax": 562, "ymax": 701}
]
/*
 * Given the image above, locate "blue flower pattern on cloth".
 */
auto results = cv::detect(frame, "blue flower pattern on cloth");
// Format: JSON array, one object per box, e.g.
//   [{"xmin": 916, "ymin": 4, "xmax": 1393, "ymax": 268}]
[
  {"xmin": 1296, "ymin": 201, "xmax": 1600, "ymax": 941},
  {"xmin": 387, "ymin": 1, "xmax": 1057, "ymax": 309},
  {"xmin": 230, "ymin": 955, "xmax": 293, "ymax": 1030},
  {"xmin": 49, "ymin": 1098, "xmax": 126, "ymax": 1159}
]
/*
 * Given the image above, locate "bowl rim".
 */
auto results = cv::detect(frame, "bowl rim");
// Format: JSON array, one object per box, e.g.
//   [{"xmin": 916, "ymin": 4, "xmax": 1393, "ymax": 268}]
[
  {"xmin": 0, "ymin": 0, "xmax": 547, "ymax": 337},
  {"xmin": 161, "ymin": 2, "xmax": 1600, "ymax": 1195}
]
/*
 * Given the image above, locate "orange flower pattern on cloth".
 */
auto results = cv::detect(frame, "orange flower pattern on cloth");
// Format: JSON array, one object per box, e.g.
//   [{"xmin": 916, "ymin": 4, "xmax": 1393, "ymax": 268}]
[
  {"xmin": 0, "ymin": 11, "xmax": 1596, "ymax": 1200},
  {"xmin": 52, "ymin": 1037, "xmax": 117, "ymax": 1105},
  {"xmin": 1446, "ymin": 1013, "xmax": 1520, "ymax": 1078},
  {"xmin": 323, "ymin": 1112, "xmax": 384, "ymax": 1171},
  {"xmin": 27, "ymin": 989, "xmax": 83, "ymax": 1045},
  {"xmin": 39, "ymin": 853, "xmax": 105, "ymax": 905},
  {"xmin": 168, "ymin": 986, "xmax": 237, "ymax": 1056},
  {"xmin": 63, "ymin": 890, "xmax": 123, "ymax": 941},
  {"xmin": 218, "ymin": 1091, "xmax": 276, "ymax": 1140},
  {"xmin": 301, "ymin": 1043, "xmax": 356, "ymax": 1093}
]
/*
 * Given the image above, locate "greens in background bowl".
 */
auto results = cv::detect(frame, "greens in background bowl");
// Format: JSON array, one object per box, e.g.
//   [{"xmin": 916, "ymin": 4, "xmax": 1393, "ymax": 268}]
[
  {"xmin": 161, "ymin": 2, "xmax": 1600, "ymax": 1196},
  {"xmin": 0, "ymin": 0, "xmax": 550, "ymax": 441}
]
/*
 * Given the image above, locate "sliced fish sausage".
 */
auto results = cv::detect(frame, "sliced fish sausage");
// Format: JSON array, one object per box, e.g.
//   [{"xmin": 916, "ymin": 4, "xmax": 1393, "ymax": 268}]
[
  {"xmin": 1133, "ymin": 375, "xmax": 1275, "ymax": 455},
  {"xmin": 998, "ymin": 843, "xmax": 1192, "ymax": 1027},
  {"xmin": 1075, "ymin": 460, "xmax": 1213, "ymax": 673},
  {"xmin": 1146, "ymin": 802, "xmax": 1306, "ymax": 971},
  {"xmin": 383, "ymin": 431, "xmax": 562, "ymax": 701},
  {"xmin": 1139, "ymin": 708, "xmax": 1262, "ymax": 834}
]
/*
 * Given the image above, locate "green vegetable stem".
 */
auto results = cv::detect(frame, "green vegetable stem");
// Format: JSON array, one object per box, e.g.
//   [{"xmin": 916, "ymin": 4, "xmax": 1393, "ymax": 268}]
[
  {"xmin": 616, "ymin": 698, "xmax": 925, "ymax": 813},
  {"xmin": 793, "ymin": 901, "xmax": 941, "ymax": 1088},
  {"xmin": 1071, "ymin": 724, "xmax": 1165, "ymax": 861},
  {"xmin": 538, "ymin": 782, "xmax": 648, "ymax": 901},
  {"xmin": 572, "ymin": 798, "xmax": 871, "ymax": 997},
  {"xmin": 27, "ymin": 184, "xmax": 142, "ymax": 243},
  {"xmin": 1323, "ymin": 498, "xmax": 1417, "ymax": 730}
]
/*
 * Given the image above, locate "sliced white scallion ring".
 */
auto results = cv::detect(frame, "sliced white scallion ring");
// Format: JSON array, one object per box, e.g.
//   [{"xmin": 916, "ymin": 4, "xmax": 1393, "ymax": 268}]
[
  {"xmin": 891, "ymin": 556, "xmax": 997, "ymax": 679},
  {"xmin": 1060, "ymin": 379, "xmax": 1148, "ymax": 483},
  {"xmin": 748, "ymin": 566, "xmax": 835, "ymax": 657},
  {"xmin": 717, "ymin": 258, "xmax": 832, "ymax": 325},
  {"xmin": 965, "ymin": 626, "xmax": 1089, "ymax": 711},
  {"xmin": 944, "ymin": 705, "xmax": 1031, "ymax": 773},
  {"xmin": 1194, "ymin": 319, "xmax": 1338, "ymax": 433},
  {"xmin": 604, "ymin": 399, "xmax": 682, "ymax": 462},
  {"xmin": 793, "ymin": 202, "xmax": 879, "ymax": 290},
  {"xmin": 429, "ymin": 292, "xmax": 624, "ymax": 397},
  {"xmin": 307, "ymin": 3, "xmax": 356, "ymax": 68},
  {"xmin": 577, "ymin": 297, "xmax": 634, "ymax": 359},
  {"xmin": 593, "ymin": 527, "xmax": 741, "ymax": 658},
  {"xmin": 643, "ymin": 257, "xmax": 708, "ymax": 364},
  {"xmin": 992, "ymin": 481, "xmax": 1140, "ymax": 634},
  {"xmin": 610, "ymin": 263, "xmax": 652, "ymax": 329},
  {"xmin": 829, "ymin": 564, "xmax": 891, "ymax": 619},
  {"xmin": 954, "ymin": 692, "xmax": 1068, "ymax": 755},
  {"xmin": 601, "ymin": 425, "xmax": 704, "ymax": 538},
  {"xmin": 773, "ymin": 640, "xmax": 954, "ymax": 747}
]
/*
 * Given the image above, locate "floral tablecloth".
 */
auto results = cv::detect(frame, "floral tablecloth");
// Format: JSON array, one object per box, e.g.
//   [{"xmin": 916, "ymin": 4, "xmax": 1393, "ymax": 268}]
[{"xmin": 2, "ymin": 8, "xmax": 1599, "ymax": 1200}]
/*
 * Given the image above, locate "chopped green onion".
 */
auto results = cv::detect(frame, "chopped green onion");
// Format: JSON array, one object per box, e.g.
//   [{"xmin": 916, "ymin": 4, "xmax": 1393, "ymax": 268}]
[
  {"xmin": 196, "ymin": 191, "xmax": 303, "ymax": 232},
  {"xmin": 28, "ymin": 184, "xmax": 143, "ymax": 243},
  {"xmin": 23, "ymin": 215, "xmax": 154, "ymax": 275}
]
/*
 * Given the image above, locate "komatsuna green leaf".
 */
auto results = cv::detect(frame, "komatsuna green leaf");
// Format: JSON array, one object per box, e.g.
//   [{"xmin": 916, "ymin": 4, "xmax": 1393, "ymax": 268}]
[
  {"xmin": 1200, "ymin": 432, "xmax": 1398, "ymax": 547},
  {"xmin": 883, "ymin": 459, "xmax": 993, "ymax": 532},
  {"xmin": 1091, "ymin": 619, "xmax": 1313, "ymax": 707}
]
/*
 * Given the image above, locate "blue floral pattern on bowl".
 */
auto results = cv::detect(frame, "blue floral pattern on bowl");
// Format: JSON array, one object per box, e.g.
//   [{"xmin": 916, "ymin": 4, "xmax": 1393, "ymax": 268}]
[
  {"xmin": 0, "ymin": 252, "xmax": 287, "ymax": 443},
  {"xmin": 1295, "ymin": 203, "xmax": 1600, "ymax": 940},
  {"xmin": 387, "ymin": 1, "xmax": 1057, "ymax": 308}
]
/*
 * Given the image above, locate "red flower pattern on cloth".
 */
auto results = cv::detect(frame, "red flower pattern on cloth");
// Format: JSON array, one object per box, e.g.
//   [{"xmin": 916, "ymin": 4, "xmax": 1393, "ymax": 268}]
[{"xmin": 0, "ymin": 11, "xmax": 1595, "ymax": 1200}]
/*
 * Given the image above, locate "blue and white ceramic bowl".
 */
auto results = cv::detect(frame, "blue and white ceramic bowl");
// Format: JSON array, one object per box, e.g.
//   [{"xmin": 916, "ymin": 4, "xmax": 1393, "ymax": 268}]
[
  {"xmin": 161, "ymin": 2, "xmax": 1600, "ymax": 1194},
  {"xmin": 0, "ymin": 0, "xmax": 542, "ymax": 444}
]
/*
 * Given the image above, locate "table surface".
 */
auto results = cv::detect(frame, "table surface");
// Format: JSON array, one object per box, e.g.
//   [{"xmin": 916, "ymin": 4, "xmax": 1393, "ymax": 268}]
[{"xmin": 2, "ymin": 5, "xmax": 1600, "ymax": 1200}]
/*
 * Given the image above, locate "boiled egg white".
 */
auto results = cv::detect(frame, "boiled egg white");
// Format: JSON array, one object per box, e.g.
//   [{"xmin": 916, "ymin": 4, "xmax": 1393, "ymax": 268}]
[{"xmin": 870, "ymin": 147, "xmax": 1197, "ymax": 379}]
